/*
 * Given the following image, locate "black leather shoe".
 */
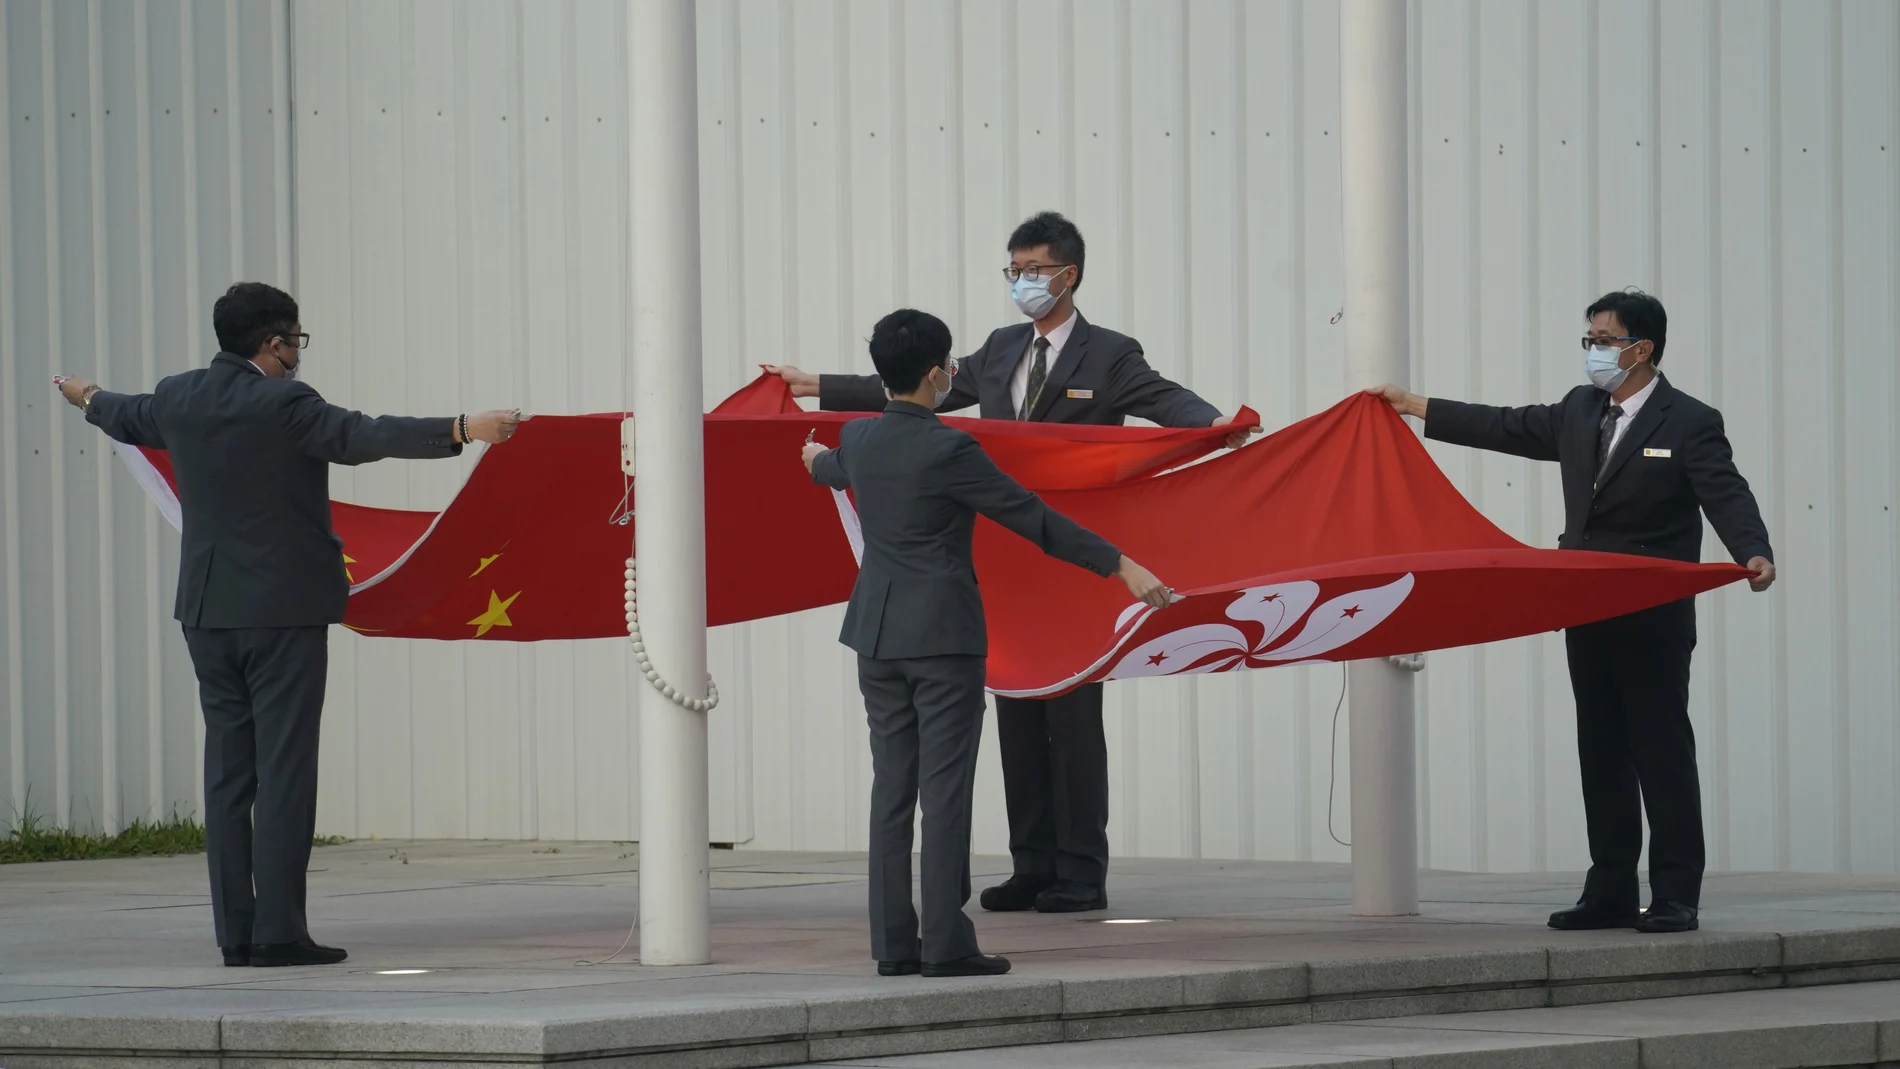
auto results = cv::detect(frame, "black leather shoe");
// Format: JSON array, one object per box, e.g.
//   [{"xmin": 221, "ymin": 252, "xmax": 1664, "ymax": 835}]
[
  {"xmin": 1634, "ymin": 901, "xmax": 1699, "ymax": 933},
  {"xmin": 877, "ymin": 959, "xmax": 921, "ymax": 976},
  {"xmin": 979, "ymin": 875, "xmax": 1052, "ymax": 912},
  {"xmin": 1035, "ymin": 881, "xmax": 1108, "ymax": 913},
  {"xmin": 250, "ymin": 940, "xmax": 348, "ymax": 967},
  {"xmin": 1548, "ymin": 902, "xmax": 1640, "ymax": 930},
  {"xmin": 921, "ymin": 953, "xmax": 1011, "ymax": 977},
  {"xmin": 222, "ymin": 946, "xmax": 250, "ymax": 967}
]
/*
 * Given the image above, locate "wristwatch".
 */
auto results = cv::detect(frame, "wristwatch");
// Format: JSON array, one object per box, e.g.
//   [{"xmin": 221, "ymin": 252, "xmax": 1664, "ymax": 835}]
[{"xmin": 80, "ymin": 384, "xmax": 101, "ymax": 409}]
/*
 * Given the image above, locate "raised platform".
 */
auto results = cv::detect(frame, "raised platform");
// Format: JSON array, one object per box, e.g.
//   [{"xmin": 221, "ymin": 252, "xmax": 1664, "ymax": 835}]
[{"xmin": 2, "ymin": 842, "xmax": 1898, "ymax": 1068}]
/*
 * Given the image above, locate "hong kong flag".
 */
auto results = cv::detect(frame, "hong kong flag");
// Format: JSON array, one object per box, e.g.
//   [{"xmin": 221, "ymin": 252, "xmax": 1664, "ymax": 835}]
[{"xmin": 115, "ymin": 376, "xmax": 1746, "ymax": 696}]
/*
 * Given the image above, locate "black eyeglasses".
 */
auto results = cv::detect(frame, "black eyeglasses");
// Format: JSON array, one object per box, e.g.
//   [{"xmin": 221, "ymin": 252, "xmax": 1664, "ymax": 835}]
[
  {"xmin": 1003, "ymin": 264, "xmax": 1072, "ymax": 283},
  {"xmin": 1580, "ymin": 335, "xmax": 1637, "ymax": 350},
  {"xmin": 276, "ymin": 333, "xmax": 311, "ymax": 349}
]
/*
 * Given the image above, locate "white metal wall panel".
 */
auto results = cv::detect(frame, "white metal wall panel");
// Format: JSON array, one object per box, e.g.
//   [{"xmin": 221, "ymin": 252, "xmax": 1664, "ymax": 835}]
[
  {"xmin": 6, "ymin": 0, "xmax": 1897, "ymax": 878},
  {"xmin": 1, "ymin": 0, "xmax": 292, "ymax": 834}
]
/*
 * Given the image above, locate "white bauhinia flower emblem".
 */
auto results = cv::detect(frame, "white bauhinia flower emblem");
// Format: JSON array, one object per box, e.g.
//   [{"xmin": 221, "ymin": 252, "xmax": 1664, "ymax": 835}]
[{"xmin": 1103, "ymin": 574, "xmax": 1415, "ymax": 681}]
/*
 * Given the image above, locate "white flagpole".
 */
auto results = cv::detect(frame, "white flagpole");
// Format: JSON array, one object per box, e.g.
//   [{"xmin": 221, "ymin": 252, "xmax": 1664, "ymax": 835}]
[
  {"xmin": 1340, "ymin": 0, "xmax": 1421, "ymax": 917},
  {"xmin": 630, "ymin": 0, "xmax": 713, "ymax": 964}
]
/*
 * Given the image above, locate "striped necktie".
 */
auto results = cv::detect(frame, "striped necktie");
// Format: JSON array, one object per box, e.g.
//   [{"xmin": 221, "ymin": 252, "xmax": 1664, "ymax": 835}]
[{"xmin": 1019, "ymin": 337, "xmax": 1050, "ymax": 421}]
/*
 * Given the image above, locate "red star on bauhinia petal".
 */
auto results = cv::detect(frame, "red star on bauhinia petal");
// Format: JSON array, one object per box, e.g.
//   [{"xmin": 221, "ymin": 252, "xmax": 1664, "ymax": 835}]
[
  {"xmin": 1147, "ymin": 651, "xmax": 1168, "ymax": 666},
  {"xmin": 1260, "ymin": 593, "xmax": 1280, "ymax": 602},
  {"xmin": 1341, "ymin": 605, "xmax": 1362, "ymax": 618}
]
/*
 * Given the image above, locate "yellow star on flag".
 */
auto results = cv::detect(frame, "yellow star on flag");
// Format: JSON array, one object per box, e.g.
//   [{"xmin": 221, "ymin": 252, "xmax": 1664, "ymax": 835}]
[
  {"xmin": 471, "ymin": 552, "xmax": 502, "ymax": 578},
  {"xmin": 468, "ymin": 590, "xmax": 521, "ymax": 637},
  {"xmin": 343, "ymin": 553, "xmax": 356, "ymax": 583}
]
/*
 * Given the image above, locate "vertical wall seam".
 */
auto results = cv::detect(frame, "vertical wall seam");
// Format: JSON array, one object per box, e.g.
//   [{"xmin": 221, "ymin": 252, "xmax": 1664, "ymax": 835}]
[
  {"xmin": 274, "ymin": 0, "xmax": 292, "ymax": 289},
  {"xmin": 1060, "ymin": 0, "xmax": 1076, "ymax": 213},
  {"xmin": 1287, "ymin": 0, "xmax": 1308, "ymax": 861},
  {"xmin": 1176, "ymin": 0, "xmax": 1201, "ymax": 859},
  {"xmin": 1649, "ymin": 0, "xmax": 1663, "ymax": 286},
  {"xmin": 0, "ymin": 0, "xmax": 24, "ymax": 821},
  {"xmin": 135, "ymin": 0, "xmax": 162, "ymax": 822},
  {"xmin": 1705, "ymin": 0, "xmax": 1729, "ymax": 872},
  {"xmin": 833, "ymin": 0, "xmax": 857, "ymax": 841},
  {"xmin": 1891, "ymin": 0, "xmax": 1900, "ymax": 872},
  {"xmin": 1767, "ymin": 2, "xmax": 1790, "ymax": 872},
  {"xmin": 890, "ymin": 0, "xmax": 909, "ymax": 306},
  {"xmin": 40, "ymin": 0, "xmax": 73, "ymax": 829},
  {"xmin": 1828, "ymin": 0, "xmax": 1850, "ymax": 871},
  {"xmin": 725, "ymin": 0, "xmax": 754, "ymax": 846},
  {"xmin": 1465, "ymin": 0, "xmax": 1487, "ymax": 872},
  {"xmin": 87, "ymin": 0, "xmax": 120, "ymax": 834},
  {"xmin": 1524, "ymin": 0, "xmax": 1546, "ymax": 871},
  {"xmin": 1231, "ymin": 0, "xmax": 1255, "ymax": 859},
  {"xmin": 181, "ymin": 0, "xmax": 205, "ymax": 811},
  {"xmin": 225, "ymin": 0, "xmax": 242, "ymax": 279},
  {"xmin": 1117, "ymin": 0, "xmax": 1141, "ymax": 857},
  {"xmin": 777, "ymin": 4, "xmax": 804, "ymax": 846},
  {"xmin": 1407, "ymin": 0, "xmax": 1430, "ymax": 866}
]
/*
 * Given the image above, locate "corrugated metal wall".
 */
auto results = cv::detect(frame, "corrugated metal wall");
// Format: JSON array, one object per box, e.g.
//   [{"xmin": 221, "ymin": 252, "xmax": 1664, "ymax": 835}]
[
  {"xmin": 5, "ymin": 0, "xmax": 1897, "ymax": 877},
  {"xmin": 1, "ymin": 0, "xmax": 292, "ymax": 833}
]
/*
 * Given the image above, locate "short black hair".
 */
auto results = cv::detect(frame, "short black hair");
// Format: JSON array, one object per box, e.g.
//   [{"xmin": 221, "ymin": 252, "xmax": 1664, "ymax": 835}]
[
  {"xmin": 868, "ymin": 309, "xmax": 953, "ymax": 395},
  {"xmin": 213, "ymin": 282, "xmax": 300, "ymax": 357},
  {"xmin": 1585, "ymin": 288, "xmax": 1667, "ymax": 367},
  {"xmin": 1007, "ymin": 211, "xmax": 1086, "ymax": 290}
]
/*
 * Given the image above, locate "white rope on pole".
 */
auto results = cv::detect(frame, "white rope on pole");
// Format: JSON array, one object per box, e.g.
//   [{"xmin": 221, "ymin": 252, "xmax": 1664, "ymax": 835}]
[{"xmin": 624, "ymin": 557, "xmax": 718, "ymax": 713}]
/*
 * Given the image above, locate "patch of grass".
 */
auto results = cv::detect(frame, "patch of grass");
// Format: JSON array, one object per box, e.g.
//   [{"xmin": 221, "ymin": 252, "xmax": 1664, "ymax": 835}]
[
  {"xmin": 1, "ymin": 808, "xmax": 206, "ymax": 864},
  {"xmin": 1, "ymin": 800, "xmax": 355, "ymax": 864}
]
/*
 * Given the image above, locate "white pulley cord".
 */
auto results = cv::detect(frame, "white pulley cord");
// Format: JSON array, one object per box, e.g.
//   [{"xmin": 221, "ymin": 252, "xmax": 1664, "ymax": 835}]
[{"xmin": 624, "ymin": 558, "xmax": 718, "ymax": 712}]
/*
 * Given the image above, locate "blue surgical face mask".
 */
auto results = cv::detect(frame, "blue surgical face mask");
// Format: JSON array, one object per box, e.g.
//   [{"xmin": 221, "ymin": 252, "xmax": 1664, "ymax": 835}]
[
  {"xmin": 1584, "ymin": 343, "xmax": 1635, "ymax": 392},
  {"xmin": 1010, "ymin": 267, "xmax": 1070, "ymax": 319}
]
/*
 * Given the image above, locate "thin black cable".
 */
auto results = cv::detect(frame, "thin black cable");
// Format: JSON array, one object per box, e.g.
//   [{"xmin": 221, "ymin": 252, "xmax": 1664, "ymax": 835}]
[{"xmin": 1326, "ymin": 663, "xmax": 1350, "ymax": 848}]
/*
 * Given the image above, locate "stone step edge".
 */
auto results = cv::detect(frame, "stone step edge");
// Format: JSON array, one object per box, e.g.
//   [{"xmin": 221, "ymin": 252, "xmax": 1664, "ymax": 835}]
[{"xmin": 6, "ymin": 954, "xmax": 1900, "ymax": 1067}]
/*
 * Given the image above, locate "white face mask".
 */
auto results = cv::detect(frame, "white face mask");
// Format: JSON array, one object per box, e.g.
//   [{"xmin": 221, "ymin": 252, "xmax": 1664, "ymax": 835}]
[
  {"xmin": 1584, "ymin": 343, "xmax": 1635, "ymax": 392},
  {"xmin": 1009, "ymin": 266, "xmax": 1070, "ymax": 319},
  {"xmin": 928, "ymin": 366, "xmax": 952, "ymax": 408}
]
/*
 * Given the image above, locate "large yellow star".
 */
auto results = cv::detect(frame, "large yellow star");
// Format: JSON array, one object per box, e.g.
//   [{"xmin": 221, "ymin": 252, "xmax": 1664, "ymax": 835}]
[{"xmin": 468, "ymin": 590, "xmax": 521, "ymax": 637}]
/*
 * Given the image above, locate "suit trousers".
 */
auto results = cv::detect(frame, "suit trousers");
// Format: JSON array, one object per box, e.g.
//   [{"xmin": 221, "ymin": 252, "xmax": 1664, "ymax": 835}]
[
  {"xmin": 994, "ymin": 683, "xmax": 1110, "ymax": 888},
  {"xmin": 857, "ymin": 653, "xmax": 987, "ymax": 964},
  {"xmin": 181, "ymin": 624, "xmax": 328, "ymax": 948},
  {"xmin": 1564, "ymin": 598, "xmax": 1703, "ymax": 909}
]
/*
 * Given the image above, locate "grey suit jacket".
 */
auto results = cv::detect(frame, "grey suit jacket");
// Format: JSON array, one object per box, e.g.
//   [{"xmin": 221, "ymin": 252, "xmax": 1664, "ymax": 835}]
[
  {"xmin": 810, "ymin": 401, "xmax": 1123, "ymax": 660},
  {"xmin": 817, "ymin": 313, "xmax": 1220, "ymax": 427},
  {"xmin": 86, "ymin": 352, "xmax": 462, "ymax": 628}
]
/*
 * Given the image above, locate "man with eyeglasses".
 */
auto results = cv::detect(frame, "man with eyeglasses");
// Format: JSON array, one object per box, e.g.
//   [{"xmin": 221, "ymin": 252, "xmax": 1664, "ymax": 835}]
[
  {"xmin": 1371, "ymin": 288, "xmax": 1775, "ymax": 935},
  {"xmin": 769, "ymin": 211, "xmax": 1253, "ymax": 915},
  {"xmin": 56, "ymin": 281, "xmax": 522, "ymax": 967}
]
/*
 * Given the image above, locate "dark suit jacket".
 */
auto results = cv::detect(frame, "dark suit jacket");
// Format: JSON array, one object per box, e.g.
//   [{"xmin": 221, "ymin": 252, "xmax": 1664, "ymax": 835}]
[
  {"xmin": 810, "ymin": 401, "xmax": 1123, "ymax": 660},
  {"xmin": 817, "ymin": 313, "xmax": 1221, "ymax": 428},
  {"xmin": 86, "ymin": 352, "xmax": 462, "ymax": 628},
  {"xmin": 1424, "ymin": 375, "xmax": 1773, "ymax": 567}
]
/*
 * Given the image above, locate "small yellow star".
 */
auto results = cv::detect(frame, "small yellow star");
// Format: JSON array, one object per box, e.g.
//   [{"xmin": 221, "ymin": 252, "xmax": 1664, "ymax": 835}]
[
  {"xmin": 468, "ymin": 590, "xmax": 521, "ymax": 637},
  {"xmin": 470, "ymin": 552, "xmax": 502, "ymax": 578},
  {"xmin": 343, "ymin": 553, "xmax": 357, "ymax": 583}
]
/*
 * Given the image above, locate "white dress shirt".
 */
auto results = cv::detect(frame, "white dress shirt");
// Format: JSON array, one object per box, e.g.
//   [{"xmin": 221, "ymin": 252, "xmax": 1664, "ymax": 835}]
[
  {"xmin": 1605, "ymin": 374, "xmax": 1659, "ymax": 456},
  {"xmin": 1010, "ymin": 309, "xmax": 1078, "ymax": 417}
]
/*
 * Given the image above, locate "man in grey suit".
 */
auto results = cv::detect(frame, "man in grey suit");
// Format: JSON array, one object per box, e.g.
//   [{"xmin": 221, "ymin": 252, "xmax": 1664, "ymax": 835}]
[
  {"xmin": 57, "ymin": 282, "xmax": 521, "ymax": 967},
  {"xmin": 801, "ymin": 308, "xmax": 1170, "ymax": 977},
  {"xmin": 773, "ymin": 212, "xmax": 1254, "ymax": 915}
]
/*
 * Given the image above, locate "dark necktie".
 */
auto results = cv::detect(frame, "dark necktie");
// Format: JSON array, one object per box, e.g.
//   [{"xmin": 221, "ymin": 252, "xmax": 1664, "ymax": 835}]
[
  {"xmin": 1019, "ymin": 337, "xmax": 1050, "ymax": 421},
  {"xmin": 1596, "ymin": 403, "xmax": 1624, "ymax": 484}
]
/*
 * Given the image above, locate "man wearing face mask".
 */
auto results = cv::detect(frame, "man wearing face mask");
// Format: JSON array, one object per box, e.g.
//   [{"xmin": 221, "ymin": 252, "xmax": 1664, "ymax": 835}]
[
  {"xmin": 57, "ymin": 281, "xmax": 522, "ymax": 967},
  {"xmin": 767, "ymin": 211, "xmax": 1254, "ymax": 914},
  {"xmin": 1371, "ymin": 288, "xmax": 1774, "ymax": 935},
  {"xmin": 801, "ymin": 309, "xmax": 1171, "ymax": 976}
]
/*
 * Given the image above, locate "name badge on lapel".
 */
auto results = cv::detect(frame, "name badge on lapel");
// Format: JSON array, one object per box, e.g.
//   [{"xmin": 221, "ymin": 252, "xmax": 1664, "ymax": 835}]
[
  {"xmin": 1066, "ymin": 389, "xmax": 1093, "ymax": 399},
  {"xmin": 1643, "ymin": 448, "xmax": 1672, "ymax": 458}
]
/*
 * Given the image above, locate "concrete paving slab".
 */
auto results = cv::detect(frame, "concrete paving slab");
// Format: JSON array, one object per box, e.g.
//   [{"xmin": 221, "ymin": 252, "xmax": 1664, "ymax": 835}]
[{"xmin": 5, "ymin": 843, "xmax": 1900, "ymax": 1067}]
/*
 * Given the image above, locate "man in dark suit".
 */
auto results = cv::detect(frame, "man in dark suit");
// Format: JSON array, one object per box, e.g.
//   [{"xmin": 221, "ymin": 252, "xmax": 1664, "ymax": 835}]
[
  {"xmin": 1374, "ymin": 288, "xmax": 1775, "ymax": 934},
  {"xmin": 57, "ymin": 282, "xmax": 521, "ymax": 966},
  {"xmin": 771, "ymin": 212, "xmax": 1253, "ymax": 914},
  {"xmin": 802, "ymin": 309, "xmax": 1170, "ymax": 977}
]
